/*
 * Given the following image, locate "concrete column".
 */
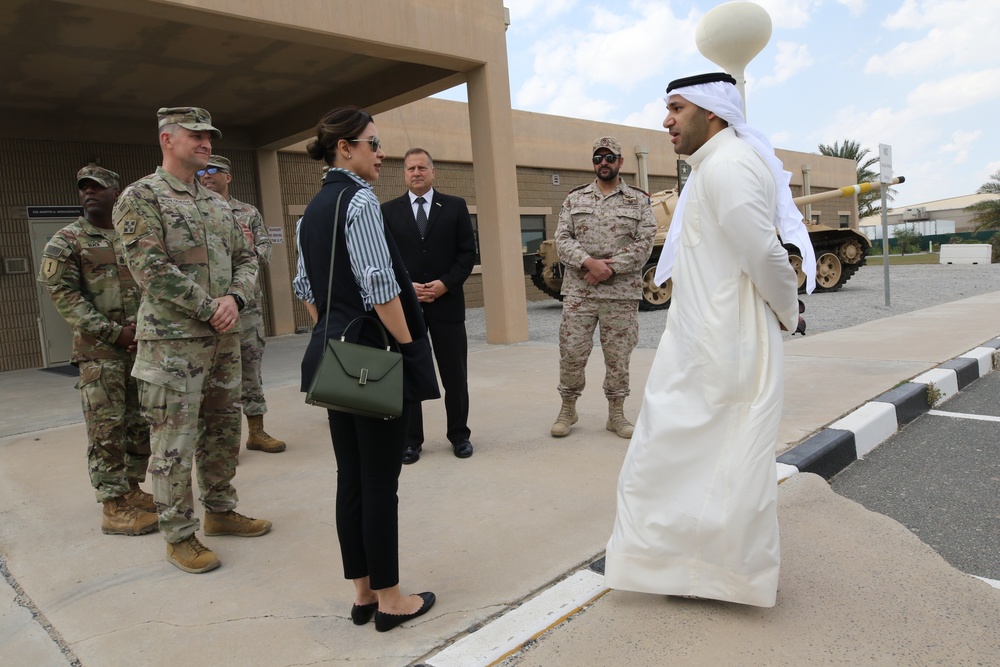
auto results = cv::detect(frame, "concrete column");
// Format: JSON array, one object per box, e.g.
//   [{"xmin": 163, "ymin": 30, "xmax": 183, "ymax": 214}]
[
  {"xmin": 466, "ymin": 61, "xmax": 528, "ymax": 344},
  {"xmin": 256, "ymin": 148, "xmax": 296, "ymax": 336},
  {"xmin": 634, "ymin": 144, "xmax": 650, "ymax": 193},
  {"xmin": 801, "ymin": 164, "xmax": 812, "ymax": 222}
]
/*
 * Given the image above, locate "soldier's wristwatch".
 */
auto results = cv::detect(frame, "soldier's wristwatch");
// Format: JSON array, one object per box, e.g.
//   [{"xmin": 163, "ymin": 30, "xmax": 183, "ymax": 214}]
[{"xmin": 228, "ymin": 293, "xmax": 245, "ymax": 311}]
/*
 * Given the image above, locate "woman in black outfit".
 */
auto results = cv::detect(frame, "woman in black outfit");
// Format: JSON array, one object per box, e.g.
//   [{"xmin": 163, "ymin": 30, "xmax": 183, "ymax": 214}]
[{"xmin": 300, "ymin": 108, "xmax": 439, "ymax": 632}]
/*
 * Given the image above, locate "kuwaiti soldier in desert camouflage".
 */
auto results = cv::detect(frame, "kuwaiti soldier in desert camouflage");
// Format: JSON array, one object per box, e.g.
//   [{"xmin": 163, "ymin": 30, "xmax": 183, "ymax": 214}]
[
  {"xmin": 38, "ymin": 164, "xmax": 159, "ymax": 537},
  {"xmin": 199, "ymin": 154, "xmax": 286, "ymax": 454},
  {"xmin": 112, "ymin": 107, "xmax": 271, "ymax": 574},
  {"xmin": 551, "ymin": 136, "xmax": 657, "ymax": 439}
]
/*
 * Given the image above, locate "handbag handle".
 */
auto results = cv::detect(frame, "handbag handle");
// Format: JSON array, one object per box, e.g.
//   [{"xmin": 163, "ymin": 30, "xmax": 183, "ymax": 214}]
[
  {"xmin": 341, "ymin": 316, "xmax": 391, "ymax": 351},
  {"xmin": 318, "ymin": 185, "xmax": 393, "ymax": 350}
]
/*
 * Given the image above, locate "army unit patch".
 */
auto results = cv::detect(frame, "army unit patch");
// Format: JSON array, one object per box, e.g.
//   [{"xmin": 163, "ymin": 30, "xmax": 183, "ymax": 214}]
[
  {"xmin": 121, "ymin": 220, "xmax": 137, "ymax": 235},
  {"xmin": 41, "ymin": 257, "xmax": 60, "ymax": 279}
]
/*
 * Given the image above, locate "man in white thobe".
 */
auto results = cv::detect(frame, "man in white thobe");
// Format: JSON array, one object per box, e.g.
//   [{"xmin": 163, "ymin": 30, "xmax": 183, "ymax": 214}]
[{"xmin": 605, "ymin": 73, "xmax": 806, "ymax": 608}]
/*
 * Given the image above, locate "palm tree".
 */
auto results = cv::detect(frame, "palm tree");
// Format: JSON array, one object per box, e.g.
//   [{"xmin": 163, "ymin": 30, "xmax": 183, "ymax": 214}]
[
  {"xmin": 817, "ymin": 140, "xmax": 895, "ymax": 218},
  {"xmin": 967, "ymin": 170, "xmax": 1000, "ymax": 231}
]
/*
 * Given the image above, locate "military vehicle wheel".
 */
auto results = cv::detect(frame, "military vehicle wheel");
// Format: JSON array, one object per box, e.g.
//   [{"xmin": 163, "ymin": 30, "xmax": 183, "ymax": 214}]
[
  {"xmin": 816, "ymin": 252, "xmax": 843, "ymax": 289},
  {"xmin": 788, "ymin": 254, "xmax": 806, "ymax": 289},
  {"xmin": 639, "ymin": 262, "xmax": 671, "ymax": 311},
  {"xmin": 529, "ymin": 273, "xmax": 564, "ymax": 301},
  {"xmin": 838, "ymin": 239, "xmax": 865, "ymax": 265}
]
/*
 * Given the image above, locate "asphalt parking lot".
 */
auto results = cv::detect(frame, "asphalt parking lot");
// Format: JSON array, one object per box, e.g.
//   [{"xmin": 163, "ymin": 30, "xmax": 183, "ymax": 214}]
[{"xmin": 833, "ymin": 370, "xmax": 1000, "ymax": 582}]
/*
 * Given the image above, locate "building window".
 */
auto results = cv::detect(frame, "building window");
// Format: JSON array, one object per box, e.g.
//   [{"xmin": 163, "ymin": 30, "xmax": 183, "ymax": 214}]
[
  {"xmin": 811, "ymin": 213, "xmax": 821, "ymax": 223},
  {"xmin": 468, "ymin": 214, "xmax": 548, "ymax": 265},
  {"xmin": 521, "ymin": 215, "xmax": 546, "ymax": 255},
  {"xmin": 469, "ymin": 214, "xmax": 481, "ymax": 265},
  {"xmin": 839, "ymin": 214, "xmax": 850, "ymax": 228}
]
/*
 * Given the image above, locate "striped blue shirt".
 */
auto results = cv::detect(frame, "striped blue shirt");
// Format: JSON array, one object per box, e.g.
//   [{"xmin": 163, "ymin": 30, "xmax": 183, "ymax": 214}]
[
  {"xmin": 292, "ymin": 217, "xmax": 313, "ymax": 303},
  {"xmin": 337, "ymin": 169, "xmax": 400, "ymax": 309}
]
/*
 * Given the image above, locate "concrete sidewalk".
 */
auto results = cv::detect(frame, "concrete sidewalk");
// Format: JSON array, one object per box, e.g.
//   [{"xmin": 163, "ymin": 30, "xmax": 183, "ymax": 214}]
[{"xmin": 1, "ymin": 291, "xmax": 999, "ymax": 666}]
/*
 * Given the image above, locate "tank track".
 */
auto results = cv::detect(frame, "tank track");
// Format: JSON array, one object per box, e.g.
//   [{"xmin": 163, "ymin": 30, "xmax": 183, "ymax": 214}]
[
  {"xmin": 798, "ymin": 233, "xmax": 868, "ymax": 294},
  {"xmin": 530, "ymin": 272, "xmax": 564, "ymax": 301}
]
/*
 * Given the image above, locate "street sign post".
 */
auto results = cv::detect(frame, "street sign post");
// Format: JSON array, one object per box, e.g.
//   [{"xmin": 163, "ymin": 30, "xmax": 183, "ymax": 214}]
[{"xmin": 879, "ymin": 144, "xmax": 892, "ymax": 306}]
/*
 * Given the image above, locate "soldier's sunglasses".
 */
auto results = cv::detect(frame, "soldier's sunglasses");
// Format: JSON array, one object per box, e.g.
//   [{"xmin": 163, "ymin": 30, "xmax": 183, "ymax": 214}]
[
  {"xmin": 592, "ymin": 154, "xmax": 620, "ymax": 165},
  {"xmin": 196, "ymin": 167, "xmax": 221, "ymax": 176},
  {"xmin": 348, "ymin": 136, "xmax": 382, "ymax": 152}
]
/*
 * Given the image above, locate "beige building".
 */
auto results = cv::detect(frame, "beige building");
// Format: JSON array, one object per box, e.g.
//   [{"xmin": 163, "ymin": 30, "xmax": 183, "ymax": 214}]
[
  {"xmin": 0, "ymin": 0, "xmax": 856, "ymax": 372},
  {"xmin": 860, "ymin": 194, "xmax": 997, "ymax": 238}
]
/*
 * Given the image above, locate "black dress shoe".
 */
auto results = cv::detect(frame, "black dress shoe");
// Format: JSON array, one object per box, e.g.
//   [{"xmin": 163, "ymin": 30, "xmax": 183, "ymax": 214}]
[
  {"xmin": 402, "ymin": 445, "xmax": 421, "ymax": 465},
  {"xmin": 374, "ymin": 592, "xmax": 436, "ymax": 632},
  {"xmin": 350, "ymin": 601, "xmax": 377, "ymax": 625},
  {"xmin": 452, "ymin": 439, "xmax": 473, "ymax": 459}
]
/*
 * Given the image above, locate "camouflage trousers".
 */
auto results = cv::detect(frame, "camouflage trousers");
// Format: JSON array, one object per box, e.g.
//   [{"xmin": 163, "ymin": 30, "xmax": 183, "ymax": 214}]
[
  {"xmin": 558, "ymin": 296, "xmax": 639, "ymax": 400},
  {"xmin": 239, "ymin": 323, "xmax": 267, "ymax": 416},
  {"xmin": 133, "ymin": 334, "xmax": 242, "ymax": 543},
  {"xmin": 77, "ymin": 357, "xmax": 150, "ymax": 503}
]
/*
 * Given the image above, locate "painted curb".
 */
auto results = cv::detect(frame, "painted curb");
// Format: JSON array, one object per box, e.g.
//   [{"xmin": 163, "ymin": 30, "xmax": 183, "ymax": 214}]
[{"xmin": 777, "ymin": 336, "xmax": 1000, "ymax": 480}]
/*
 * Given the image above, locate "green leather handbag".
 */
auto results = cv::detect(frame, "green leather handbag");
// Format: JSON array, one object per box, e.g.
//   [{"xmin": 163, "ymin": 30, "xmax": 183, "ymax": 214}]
[{"xmin": 304, "ymin": 190, "xmax": 403, "ymax": 419}]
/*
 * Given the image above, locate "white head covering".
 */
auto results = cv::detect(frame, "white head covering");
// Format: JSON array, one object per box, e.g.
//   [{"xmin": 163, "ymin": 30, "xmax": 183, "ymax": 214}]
[{"xmin": 653, "ymin": 77, "xmax": 816, "ymax": 293}]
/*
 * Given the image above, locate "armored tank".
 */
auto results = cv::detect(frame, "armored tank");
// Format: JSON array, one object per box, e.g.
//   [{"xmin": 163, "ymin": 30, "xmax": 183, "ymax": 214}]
[{"xmin": 529, "ymin": 177, "xmax": 902, "ymax": 310}]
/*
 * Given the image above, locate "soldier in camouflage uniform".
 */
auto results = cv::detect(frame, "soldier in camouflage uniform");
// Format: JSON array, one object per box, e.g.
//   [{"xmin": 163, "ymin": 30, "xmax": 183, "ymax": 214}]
[
  {"xmin": 112, "ymin": 107, "xmax": 271, "ymax": 574},
  {"xmin": 552, "ymin": 136, "xmax": 657, "ymax": 439},
  {"xmin": 38, "ymin": 165, "xmax": 159, "ymax": 536},
  {"xmin": 199, "ymin": 154, "xmax": 285, "ymax": 453}
]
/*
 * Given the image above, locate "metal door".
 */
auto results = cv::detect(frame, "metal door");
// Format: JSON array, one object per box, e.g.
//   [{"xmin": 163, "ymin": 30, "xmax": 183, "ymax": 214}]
[{"xmin": 29, "ymin": 220, "xmax": 76, "ymax": 366}]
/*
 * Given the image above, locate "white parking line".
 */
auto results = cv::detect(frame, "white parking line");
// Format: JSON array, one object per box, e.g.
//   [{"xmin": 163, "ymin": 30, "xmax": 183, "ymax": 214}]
[
  {"xmin": 927, "ymin": 410, "xmax": 1000, "ymax": 423},
  {"xmin": 425, "ymin": 569, "xmax": 607, "ymax": 667},
  {"xmin": 973, "ymin": 575, "xmax": 1000, "ymax": 590}
]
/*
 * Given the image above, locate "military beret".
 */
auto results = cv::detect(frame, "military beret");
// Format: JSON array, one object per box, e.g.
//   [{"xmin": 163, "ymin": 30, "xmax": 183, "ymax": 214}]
[
  {"xmin": 207, "ymin": 155, "xmax": 232, "ymax": 173},
  {"xmin": 666, "ymin": 72, "xmax": 737, "ymax": 93},
  {"xmin": 77, "ymin": 164, "xmax": 120, "ymax": 190},
  {"xmin": 593, "ymin": 136, "xmax": 622, "ymax": 156},
  {"xmin": 157, "ymin": 106, "xmax": 221, "ymax": 139}
]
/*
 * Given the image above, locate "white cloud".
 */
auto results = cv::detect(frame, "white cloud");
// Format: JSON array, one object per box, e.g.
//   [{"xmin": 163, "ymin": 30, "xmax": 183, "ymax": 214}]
[
  {"xmin": 513, "ymin": 3, "xmax": 702, "ymax": 120},
  {"xmin": 622, "ymin": 97, "xmax": 669, "ymax": 131},
  {"xmin": 906, "ymin": 69, "xmax": 1000, "ymax": 115},
  {"xmin": 940, "ymin": 130, "xmax": 981, "ymax": 165},
  {"xmin": 750, "ymin": 0, "xmax": 822, "ymax": 29},
  {"xmin": 835, "ymin": 0, "xmax": 867, "ymax": 16},
  {"xmin": 504, "ymin": 0, "xmax": 577, "ymax": 24},
  {"xmin": 771, "ymin": 130, "xmax": 793, "ymax": 146},
  {"xmin": 868, "ymin": 1, "xmax": 1000, "ymax": 75},
  {"xmin": 758, "ymin": 41, "xmax": 814, "ymax": 86},
  {"xmin": 979, "ymin": 161, "xmax": 1000, "ymax": 184}
]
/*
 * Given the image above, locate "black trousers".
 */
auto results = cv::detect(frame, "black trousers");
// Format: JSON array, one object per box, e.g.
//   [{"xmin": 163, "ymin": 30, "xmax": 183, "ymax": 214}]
[
  {"xmin": 407, "ymin": 317, "xmax": 470, "ymax": 447},
  {"xmin": 328, "ymin": 404, "xmax": 410, "ymax": 590}
]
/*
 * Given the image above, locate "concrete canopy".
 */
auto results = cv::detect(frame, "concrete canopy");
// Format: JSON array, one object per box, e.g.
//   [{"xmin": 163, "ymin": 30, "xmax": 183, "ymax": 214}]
[
  {"xmin": 0, "ymin": 0, "xmax": 496, "ymax": 149},
  {"xmin": 2, "ymin": 0, "xmax": 529, "ymax": 345}
]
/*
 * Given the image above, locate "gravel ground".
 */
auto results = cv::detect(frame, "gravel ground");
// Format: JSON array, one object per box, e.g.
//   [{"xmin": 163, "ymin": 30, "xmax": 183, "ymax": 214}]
[{"xmin": 465, "ymin": 262, "xmax": 1000, "ymax": 349}]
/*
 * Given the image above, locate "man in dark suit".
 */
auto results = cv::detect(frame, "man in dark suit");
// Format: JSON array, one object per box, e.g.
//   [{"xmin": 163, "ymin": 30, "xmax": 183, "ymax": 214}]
[{"xmin": 382, "ymin": 148, "xmax": 477, "ymax": 464}]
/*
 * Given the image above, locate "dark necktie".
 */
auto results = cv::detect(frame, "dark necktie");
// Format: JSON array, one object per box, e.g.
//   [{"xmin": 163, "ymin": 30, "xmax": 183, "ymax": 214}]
[{"xmin": 415, "ymin": 196, "xmax": 428, "ymax": 237}]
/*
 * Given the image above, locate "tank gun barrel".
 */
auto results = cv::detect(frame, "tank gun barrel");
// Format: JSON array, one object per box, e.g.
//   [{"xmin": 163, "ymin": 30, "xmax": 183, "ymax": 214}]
[{"xmin": 793, "ymin": 177, "xmax": 905, "ymax": 206}]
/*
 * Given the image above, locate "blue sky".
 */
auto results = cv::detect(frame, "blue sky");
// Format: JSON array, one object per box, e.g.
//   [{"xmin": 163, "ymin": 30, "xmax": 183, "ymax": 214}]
[{"xmin": 436, "ymin": 0, "xmax": 1000, "ymax": 205}]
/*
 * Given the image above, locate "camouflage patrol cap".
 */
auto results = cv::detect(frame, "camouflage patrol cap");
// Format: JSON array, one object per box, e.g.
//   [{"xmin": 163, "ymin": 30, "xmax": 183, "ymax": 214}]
[
  {"xmin": 156, "ymin": 106, "xmax": 221, "ymax": 138},
  {"xmin": 207, "ymin": 155, "xmax": 232, "ymax": 173},
  {"xmin": 593, "ymin": 136, "xmax": 622, "ymax": 156},
  {"xmin": 76, "ymin": 164, "xmax": 120, "ymax": 190}
]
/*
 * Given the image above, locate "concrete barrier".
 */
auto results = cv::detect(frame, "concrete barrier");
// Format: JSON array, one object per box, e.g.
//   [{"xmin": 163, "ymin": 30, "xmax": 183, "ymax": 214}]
[{"xmin": 939, "ymin": 244, "xmax": 990, "ymax": 264}]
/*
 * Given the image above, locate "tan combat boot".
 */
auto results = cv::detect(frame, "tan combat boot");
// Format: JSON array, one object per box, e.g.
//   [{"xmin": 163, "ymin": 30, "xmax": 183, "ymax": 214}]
[
  {"xmin": 124, "ymin": 481, "xmax": 156, "ymax": 512},
  {"xmin": 550, "ymin": 398, "xmax": 579, "ymax": 438},
  {"xmin": 102, "ymin": 496, "xmax": 158, "ymax": 536},
  {"xmin": 246, "ymin": 414, "xmax": 286, "ymax": 453},
  {"xmin": 606, "ymin": 398, "xmax": 634, "ymax": 439},
  {"xmin": 203, "ymin": 510, "xmax": 272, "ymax": 537},
  {"xmin": 167, "ymin": 535, "xmax": 221, "ymax": 573}
]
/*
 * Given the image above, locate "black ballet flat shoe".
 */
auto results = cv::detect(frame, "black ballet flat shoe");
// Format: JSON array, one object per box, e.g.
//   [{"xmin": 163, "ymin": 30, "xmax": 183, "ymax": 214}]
[
  {"xmin": 351, "ymin": 601, "xmax": 378, "ymax": 625},
  {"xmin": 374, "ymin": 592, "xmax": 436, "ymax": 632}
]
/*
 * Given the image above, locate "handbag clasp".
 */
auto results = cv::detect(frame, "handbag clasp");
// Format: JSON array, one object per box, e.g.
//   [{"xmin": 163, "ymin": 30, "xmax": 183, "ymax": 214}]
[{"xmin": 359, "ymin": 368, "xmax": 368, "ymax": 385}]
